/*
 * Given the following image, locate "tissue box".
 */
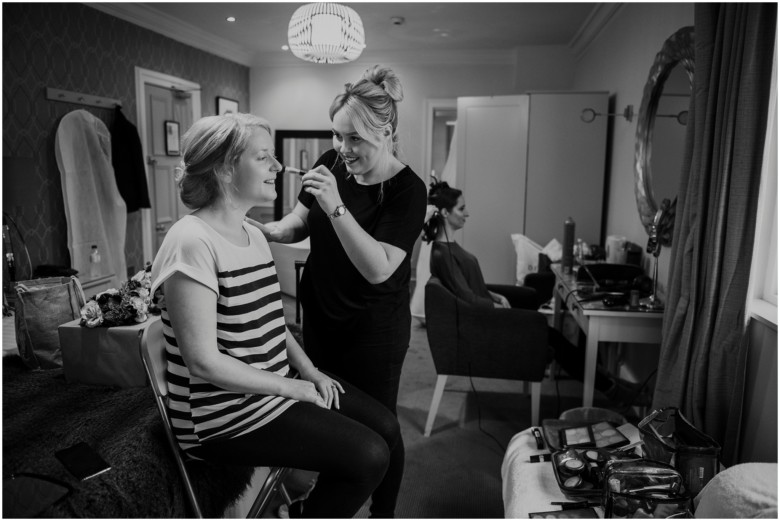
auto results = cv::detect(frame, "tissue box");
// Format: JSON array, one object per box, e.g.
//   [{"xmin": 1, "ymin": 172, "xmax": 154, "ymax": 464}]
[{"xmin": 59, "ymin": 316, "xmax": 161, "ymax": 388}]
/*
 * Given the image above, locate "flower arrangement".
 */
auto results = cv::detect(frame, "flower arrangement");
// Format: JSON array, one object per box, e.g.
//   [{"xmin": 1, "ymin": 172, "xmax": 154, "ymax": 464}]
[{"xmin": 79, "ymin": 265, "xmax": 159, "ymax": 328}]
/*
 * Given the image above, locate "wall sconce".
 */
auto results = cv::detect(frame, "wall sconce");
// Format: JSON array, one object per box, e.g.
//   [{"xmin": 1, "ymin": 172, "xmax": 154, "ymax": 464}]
[{"xmin": 287, "ymin": 3, "xmax": 365, "ymax": 64}]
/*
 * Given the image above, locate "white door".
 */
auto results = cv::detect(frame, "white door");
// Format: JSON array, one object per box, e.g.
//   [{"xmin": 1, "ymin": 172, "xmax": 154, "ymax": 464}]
[
  {"xmin": 456, "ymin": 95, "xmax": 529, "ymax": 285},
  {"xmin": 144, "ymin": 83, "xmax": 193, "ymax": 255}
]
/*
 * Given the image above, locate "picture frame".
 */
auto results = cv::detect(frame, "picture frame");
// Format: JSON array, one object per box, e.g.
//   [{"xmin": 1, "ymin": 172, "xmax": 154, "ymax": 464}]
[
  {"xmin": 216, "ymin": 96, "xmax": 239, "ymax": 115},
  {"xmin": 164, "ymin": 120, "xmax": 180, "ymax": 156}
]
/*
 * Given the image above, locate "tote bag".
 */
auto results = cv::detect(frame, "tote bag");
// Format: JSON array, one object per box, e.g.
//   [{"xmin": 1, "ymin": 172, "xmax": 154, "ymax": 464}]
[{"xmin": 14, "ymin": 276, "xmax": 86, "ymax": 369}]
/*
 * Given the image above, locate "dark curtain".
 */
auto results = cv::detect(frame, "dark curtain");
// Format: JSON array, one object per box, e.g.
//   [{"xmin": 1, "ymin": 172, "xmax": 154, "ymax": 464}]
[{"xmin": 652, "ymin": 4, "xmax": 776, "ymax": 466}]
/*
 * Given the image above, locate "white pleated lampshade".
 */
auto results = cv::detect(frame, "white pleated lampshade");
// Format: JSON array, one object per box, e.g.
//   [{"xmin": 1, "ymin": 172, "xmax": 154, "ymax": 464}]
[{"xmin": 287, "ymin": 3, "xmax": 365, "ymax": 64}]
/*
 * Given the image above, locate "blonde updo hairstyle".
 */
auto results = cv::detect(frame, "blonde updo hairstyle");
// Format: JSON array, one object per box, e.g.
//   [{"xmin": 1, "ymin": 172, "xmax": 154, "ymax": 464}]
[
  {"xmin": 329, "ymin": 65, "xmax": 404, "ymax": 157},
  {"xmin": 177, "ymin": 113, "xmax": 272, "ymax": 210}
]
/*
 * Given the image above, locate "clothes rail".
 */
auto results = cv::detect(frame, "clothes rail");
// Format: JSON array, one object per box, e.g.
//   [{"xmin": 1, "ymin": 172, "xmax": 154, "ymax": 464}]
[{"xmin": 46, "ymin": 87, "xmax": 122, "ymax": 109}]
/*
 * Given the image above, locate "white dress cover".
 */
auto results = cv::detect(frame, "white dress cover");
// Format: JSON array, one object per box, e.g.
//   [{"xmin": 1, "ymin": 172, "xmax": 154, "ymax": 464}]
[{"xmin": 55, "ymin": 109, "xmax": 127, "ymax": 288}]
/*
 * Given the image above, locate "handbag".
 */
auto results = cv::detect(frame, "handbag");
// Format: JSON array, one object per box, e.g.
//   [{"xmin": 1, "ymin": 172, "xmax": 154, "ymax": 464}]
[
  {"xmin": 638, "ymin": 407, "xmax": 721, "ymax": 496},
  {"xmin": 602, "ymin": 459, "xmax": 693, "ymax": 518},
  {"xmin": 14, "ymin": 276, "xmax": 86, "ymax": 369}
]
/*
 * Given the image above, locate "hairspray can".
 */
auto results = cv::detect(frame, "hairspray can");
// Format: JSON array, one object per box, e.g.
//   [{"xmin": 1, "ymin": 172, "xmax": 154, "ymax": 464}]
[{"xmin": 562, "ymin": 217, "xmax": 575, "ymax": 274}]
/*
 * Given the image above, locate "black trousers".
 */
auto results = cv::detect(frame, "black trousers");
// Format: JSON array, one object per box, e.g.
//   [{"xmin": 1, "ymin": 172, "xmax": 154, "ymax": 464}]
[
  {"xmin": 191, "ymin": 374, "xmax": 400, "ymax": 518},
  {"xmin": 302, "ymin": 304, "xmax": 410, "ymax": 518}
]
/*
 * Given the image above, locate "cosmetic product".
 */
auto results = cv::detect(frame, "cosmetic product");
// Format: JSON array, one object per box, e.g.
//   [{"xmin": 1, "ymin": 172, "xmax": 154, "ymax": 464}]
[
  {"xmin": 281, "ymin": 165, "xmax": 306, "ymax": 176},
  {"xmin": 562, "ymin": 217, "xmax": 575, "ymax": 274}
]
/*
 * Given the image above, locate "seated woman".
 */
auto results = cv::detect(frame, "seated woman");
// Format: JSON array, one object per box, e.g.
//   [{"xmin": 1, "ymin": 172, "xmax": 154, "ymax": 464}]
[
  {"xmin": 150, "ymin": 113, "xmax": 400, "ymax": 518},
  {"xmin": 423, "ymin": 179, "xmax": 646, "ymax": 407}
]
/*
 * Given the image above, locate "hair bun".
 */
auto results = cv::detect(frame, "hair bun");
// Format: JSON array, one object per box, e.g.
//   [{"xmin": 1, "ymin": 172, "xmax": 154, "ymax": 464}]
[{"xmin": 361, "ymin": 65, "xmax": 403, "ymax": 103}]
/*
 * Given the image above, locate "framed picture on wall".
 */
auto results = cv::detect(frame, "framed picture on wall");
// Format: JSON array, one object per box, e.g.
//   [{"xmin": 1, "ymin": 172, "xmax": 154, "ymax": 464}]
[
  {"xmin": 216, "ymin": 96, "xmax": 239, "ymax": 115},
  {"xmin": 164, "ymin": 120, "xmax": 180, "ymax": 156}
]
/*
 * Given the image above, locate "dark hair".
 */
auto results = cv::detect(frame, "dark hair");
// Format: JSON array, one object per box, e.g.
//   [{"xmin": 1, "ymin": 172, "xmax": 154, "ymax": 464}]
[{"xmin": 422, "ymin": 179, "xmax": 462, "ymax": 243}]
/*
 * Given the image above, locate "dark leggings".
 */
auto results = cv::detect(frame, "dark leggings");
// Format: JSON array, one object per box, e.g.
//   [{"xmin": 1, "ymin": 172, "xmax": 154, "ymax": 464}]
[
  {"xmin": 302, "ymin": 306, "xmax": 410, "ymax": 518},
  {"xmin": 190, "ymin": 375, "xmax": 400, "ymax": 519},
  {"xmin": 491, "ymin": 284, "xmax": 613, "ymax": 391}
]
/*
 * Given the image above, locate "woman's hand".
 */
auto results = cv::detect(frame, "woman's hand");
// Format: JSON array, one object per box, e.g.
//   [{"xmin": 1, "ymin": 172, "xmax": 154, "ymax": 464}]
[
  {"xmin": 283, "ymin": 378, "xmax": 329, "ymax": 408},
  {"xmin": 424, "ymin": 204, "xmax": 439, "ymax": 223},
  {"xmin": 301, "ymin": 166, "xmax": 343, "ymax": 216},
  {"xmin": 490, "ymin": 291, "xmax": 511, "ymax": 309},
  {"xmin": 301, "ymin": 367, "xmax": 345, "ymax": 410},
  {"xmin": 245, "ymin": 217, "xmax": 286, "ymax": 242}
]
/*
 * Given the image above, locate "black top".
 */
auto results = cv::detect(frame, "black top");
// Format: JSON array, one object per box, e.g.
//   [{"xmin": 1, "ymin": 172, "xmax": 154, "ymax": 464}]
[
  {"xmin": 110, "ymin": 107, "xmax": 151, "ymax": 212},
  {"xmin": 298, "ymin": 149, "xmax": 427, "ymax": 324},
  {"xmin": 430, "ymin": 241, "xmax": 495, "ymax": 308}
]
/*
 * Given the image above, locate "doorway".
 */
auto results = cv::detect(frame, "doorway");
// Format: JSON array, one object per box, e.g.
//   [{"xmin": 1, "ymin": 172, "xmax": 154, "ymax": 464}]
[{"xmin": 134, "ymin": 67, "xmax": 201, "ymax": 264}]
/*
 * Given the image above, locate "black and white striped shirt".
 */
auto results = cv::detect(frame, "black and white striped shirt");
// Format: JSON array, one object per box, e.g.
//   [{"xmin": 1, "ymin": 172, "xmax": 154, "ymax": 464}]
[{"xmin": 151, "ymin": 215, "xmax": 296, "ymax": 454}]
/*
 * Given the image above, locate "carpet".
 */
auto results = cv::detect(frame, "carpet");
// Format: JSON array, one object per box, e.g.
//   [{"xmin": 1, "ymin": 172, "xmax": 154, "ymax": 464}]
[
  {"xmin": 2, "ymin": 355, "xmax": 254, "ymax": 517},
  {"xmin": 284, "ymin": 320, "xmax": 589, "ymax": 518}
]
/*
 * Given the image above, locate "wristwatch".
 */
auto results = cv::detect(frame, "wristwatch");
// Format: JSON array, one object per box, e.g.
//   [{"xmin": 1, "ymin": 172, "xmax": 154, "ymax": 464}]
[{"xmin": 328, "ymin": 204, "xmax": 347, "ymax": 220}]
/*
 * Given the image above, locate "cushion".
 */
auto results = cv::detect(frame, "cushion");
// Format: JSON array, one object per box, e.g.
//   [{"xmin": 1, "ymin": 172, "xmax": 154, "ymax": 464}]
[{"xmin": 694, "ymin": 463, "xmax": 778, "ymax": 518}]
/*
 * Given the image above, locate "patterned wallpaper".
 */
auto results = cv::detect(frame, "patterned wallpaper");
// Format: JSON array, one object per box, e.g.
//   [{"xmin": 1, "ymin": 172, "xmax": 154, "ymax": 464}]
[{"xmin": 2, "ymin": 3, "xmax": 249, "ymax": 279}]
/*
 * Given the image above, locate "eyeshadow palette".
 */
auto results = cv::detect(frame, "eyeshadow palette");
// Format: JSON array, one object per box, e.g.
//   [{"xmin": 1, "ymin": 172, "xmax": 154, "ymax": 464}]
[{"xmin": 559, "ymin": 421, "xmax": 629, "ymax": 449}]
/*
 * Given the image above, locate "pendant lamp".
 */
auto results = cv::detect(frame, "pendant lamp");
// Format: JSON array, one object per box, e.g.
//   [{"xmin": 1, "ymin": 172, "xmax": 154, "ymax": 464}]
[{"xmin": 288, "ymin": 3, "xmax": 365, "ymax": 64}]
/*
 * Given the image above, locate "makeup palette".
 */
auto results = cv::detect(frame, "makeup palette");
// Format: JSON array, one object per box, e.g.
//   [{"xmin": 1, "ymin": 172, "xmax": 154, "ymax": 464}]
[{"xmin": 560, "ymin": 421, "xmax": 629, "ymax": 449}]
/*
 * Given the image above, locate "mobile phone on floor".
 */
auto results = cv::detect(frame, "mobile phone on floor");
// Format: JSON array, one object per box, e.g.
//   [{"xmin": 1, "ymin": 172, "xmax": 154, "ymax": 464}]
[{"xmin": 54, "ymin": 441, "xmax": 111, "ymax": 480}]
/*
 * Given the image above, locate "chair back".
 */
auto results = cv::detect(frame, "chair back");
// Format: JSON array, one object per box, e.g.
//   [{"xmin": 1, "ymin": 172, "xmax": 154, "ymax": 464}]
[
  {"xmin": 141, "ymin": 318, "xmax": 168, "ymax": 399},
  {"xmin": 424, "ymin": 276, "xmax": 549, "ymax": 382},
  {"xmin": 140, "ymin": 318, "xmax": 204, "ymax": 518}
]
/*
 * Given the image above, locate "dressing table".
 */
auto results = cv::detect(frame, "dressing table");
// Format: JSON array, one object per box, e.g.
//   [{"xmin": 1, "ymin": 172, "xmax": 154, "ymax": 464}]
[{"xmin": 551, "ymin": 264, "xmax": 663, "ymax": 407}]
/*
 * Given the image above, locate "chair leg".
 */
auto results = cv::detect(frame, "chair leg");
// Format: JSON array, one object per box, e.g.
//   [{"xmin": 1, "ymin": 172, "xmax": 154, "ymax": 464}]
[
  {"xmin": 246, "ymin": 467, "xmax": 291, "ymax": 518},
  {"xmin": 424, "ymin": 375, "xmax": 448, "ymax": 437},
  {"xmin": 530, "ymin": 381, "xmax": 541, "ymax": 427}
]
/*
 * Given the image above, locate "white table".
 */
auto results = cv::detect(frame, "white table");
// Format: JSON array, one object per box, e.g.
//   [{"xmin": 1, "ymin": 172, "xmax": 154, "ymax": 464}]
[
  {"xmin": 551, "ymin": 265, "xmax": 664, "ymax": 407},
  {"xmin": 501, "ymin": 424, "xmax": 642, "ymax": 518}
]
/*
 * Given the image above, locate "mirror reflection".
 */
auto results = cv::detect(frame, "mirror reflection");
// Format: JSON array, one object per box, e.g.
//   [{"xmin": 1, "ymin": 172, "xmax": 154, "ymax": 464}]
[{"xmin": 649, "ymin": 64, "xmax": 691, "ymax": 210}]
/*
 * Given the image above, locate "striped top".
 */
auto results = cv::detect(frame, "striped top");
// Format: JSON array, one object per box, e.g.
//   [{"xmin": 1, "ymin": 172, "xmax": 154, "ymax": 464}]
[{"xmin": 150, "ymin": 215, "xmax": 296, "ymax": 455}]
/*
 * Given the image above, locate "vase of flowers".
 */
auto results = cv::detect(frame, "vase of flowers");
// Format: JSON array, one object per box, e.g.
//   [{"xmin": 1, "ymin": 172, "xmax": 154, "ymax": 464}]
[{"xmin": 79, "ymin": 265, "xmax": 159, "ymax": 328}]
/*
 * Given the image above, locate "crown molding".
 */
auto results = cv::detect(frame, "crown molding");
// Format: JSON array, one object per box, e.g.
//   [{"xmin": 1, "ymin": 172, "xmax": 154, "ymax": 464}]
[
  {"xmin": 252, "ymin": 48, "xmax": 517, "ymax": 68},
  {"xmin": 569, "ymin": 3, "xmax": 624, "ymax": 61},
  {"xmin": 89, "ymin": 3, "xmax": 254, "ymax": 67}
]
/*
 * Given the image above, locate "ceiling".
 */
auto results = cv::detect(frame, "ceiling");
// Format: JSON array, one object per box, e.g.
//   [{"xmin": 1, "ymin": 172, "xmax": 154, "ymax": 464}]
[{"xmin": 94, "ymin": 2, "xmax": 606, "ymax": 66}]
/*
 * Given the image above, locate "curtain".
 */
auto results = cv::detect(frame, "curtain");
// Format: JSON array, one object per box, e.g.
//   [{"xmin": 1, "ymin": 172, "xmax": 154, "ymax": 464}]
[{"xmin": 653, "ymin": 4, "xmax": 776, "ymax": 466}]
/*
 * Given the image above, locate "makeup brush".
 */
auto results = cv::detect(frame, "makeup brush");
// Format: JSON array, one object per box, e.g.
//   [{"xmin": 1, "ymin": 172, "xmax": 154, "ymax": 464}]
[{"xmin": 281, "ymin": 165, "xmax": 306, "ymax": 176}]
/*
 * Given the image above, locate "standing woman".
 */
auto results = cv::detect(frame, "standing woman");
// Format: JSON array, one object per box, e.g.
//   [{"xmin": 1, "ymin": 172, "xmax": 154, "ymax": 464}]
[
  {"xmin": 255, "ymin": 66, "xmax": 427, "ymax": 517},
  {"xmin": 151, "ymin": 113, "xmax": 401, "ymax": 518}
]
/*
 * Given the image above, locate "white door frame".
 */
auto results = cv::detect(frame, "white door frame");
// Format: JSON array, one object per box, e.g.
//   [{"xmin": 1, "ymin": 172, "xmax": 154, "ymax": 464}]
[
  {"xmin": 423, "ymin": 98, "xmax": 457, "ymax": 186},
  {"xmin": 134, "ymin": 67, "xmax": 201, "ymax": 264}
]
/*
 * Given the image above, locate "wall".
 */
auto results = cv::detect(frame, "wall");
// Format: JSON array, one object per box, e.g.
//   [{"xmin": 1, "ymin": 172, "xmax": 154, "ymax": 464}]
[
  {"xmin": 2, "ymin": 3, "xmax": 249, "ymax": 280},
  {"xmin": 572, "ymin": 3, "xmax": 694, "ymax": 297},
  {"xmin": 250, "ymin": 46, "xmax": 575, "ymax": 180}
]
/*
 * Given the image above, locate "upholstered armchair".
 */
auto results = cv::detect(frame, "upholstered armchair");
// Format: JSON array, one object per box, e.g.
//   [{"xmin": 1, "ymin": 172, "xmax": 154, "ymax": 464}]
[{"xmin": 423, "ymin": 277, "xmax": 552, "ymax": 436}]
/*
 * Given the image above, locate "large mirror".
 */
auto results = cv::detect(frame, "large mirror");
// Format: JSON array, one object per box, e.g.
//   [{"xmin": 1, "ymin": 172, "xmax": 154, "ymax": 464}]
[
  {"xmin": 246, "ymin": 130, "xmax": 332, "ymax": 222},
  {"xmin": 635, "ymin": 26, "xmax": 695, "ymax": 247}
]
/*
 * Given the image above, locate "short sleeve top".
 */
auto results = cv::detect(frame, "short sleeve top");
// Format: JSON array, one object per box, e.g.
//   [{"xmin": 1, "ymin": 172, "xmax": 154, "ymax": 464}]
[
  {"xmin": 151, "ymin": 215, "xmax": 296, "ymax": 455},
  {"xmin": 298, "ymin": 149, "xmax": 427, "ymax": 323}
]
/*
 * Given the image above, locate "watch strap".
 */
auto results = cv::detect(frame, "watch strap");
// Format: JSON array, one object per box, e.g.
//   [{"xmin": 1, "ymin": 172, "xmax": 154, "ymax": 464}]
[{"xmin": 329, "ymin": 204, "xmax": 347, "ymax": 220}]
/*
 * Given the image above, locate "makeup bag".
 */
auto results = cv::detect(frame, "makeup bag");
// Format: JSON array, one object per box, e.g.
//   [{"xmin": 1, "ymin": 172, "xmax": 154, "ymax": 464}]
[
  {"xmin": 14, "ymin": 276, "xmax": 86, "ymax": 369},
  {"xmin": 638, "ymin": 407, "xmax": 721, "ymax": 496},
  {"xmin": 602, "ymin": 459, "xmax": 692, "ymax": 518}
]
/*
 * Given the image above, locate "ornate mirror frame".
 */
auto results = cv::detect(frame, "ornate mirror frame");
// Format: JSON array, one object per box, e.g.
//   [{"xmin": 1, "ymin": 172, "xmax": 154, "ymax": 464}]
[{"xmin": 634, "ymin": 26, "xmax": 695, "ymax": 246}]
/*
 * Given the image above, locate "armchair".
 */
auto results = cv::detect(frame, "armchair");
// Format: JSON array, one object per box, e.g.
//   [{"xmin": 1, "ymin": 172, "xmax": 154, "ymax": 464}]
[{"xmin": 423, "ymin": 277, "xmax": 552, "ymax": 436}]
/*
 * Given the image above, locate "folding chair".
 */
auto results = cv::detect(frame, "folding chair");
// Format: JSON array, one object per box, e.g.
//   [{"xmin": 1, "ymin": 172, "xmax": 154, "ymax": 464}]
[{"xmin": 140, "ymin": 318, "xmax": 292, "ymax": 518}]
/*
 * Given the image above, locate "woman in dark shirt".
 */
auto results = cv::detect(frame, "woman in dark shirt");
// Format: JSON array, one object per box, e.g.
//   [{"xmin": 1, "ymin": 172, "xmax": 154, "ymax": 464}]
[
  {"xmin": 252, "ymin": 65, "xmax": 426, "ymax": 518},
  {"xmin": 423, "ymin": 180, "xmax": 648, "ymax": 407}
]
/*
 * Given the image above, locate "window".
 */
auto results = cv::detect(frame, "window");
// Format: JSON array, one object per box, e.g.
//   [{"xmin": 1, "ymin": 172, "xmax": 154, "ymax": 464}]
[{"xmin": 747, "ymin": 38, "xmax": 778, "ymax": 328}]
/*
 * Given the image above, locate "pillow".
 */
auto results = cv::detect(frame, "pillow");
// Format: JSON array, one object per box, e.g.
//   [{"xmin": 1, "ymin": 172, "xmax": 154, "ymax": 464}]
[{"xmin": 694, "ymin": 463, "xmax": 778, "ymax": 518}]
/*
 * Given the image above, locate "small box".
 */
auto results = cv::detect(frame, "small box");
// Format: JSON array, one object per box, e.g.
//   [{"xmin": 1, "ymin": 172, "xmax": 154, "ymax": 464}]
[{"xmin": 59, "ymin": 316, "xmax": 161, "ymax": 388}]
